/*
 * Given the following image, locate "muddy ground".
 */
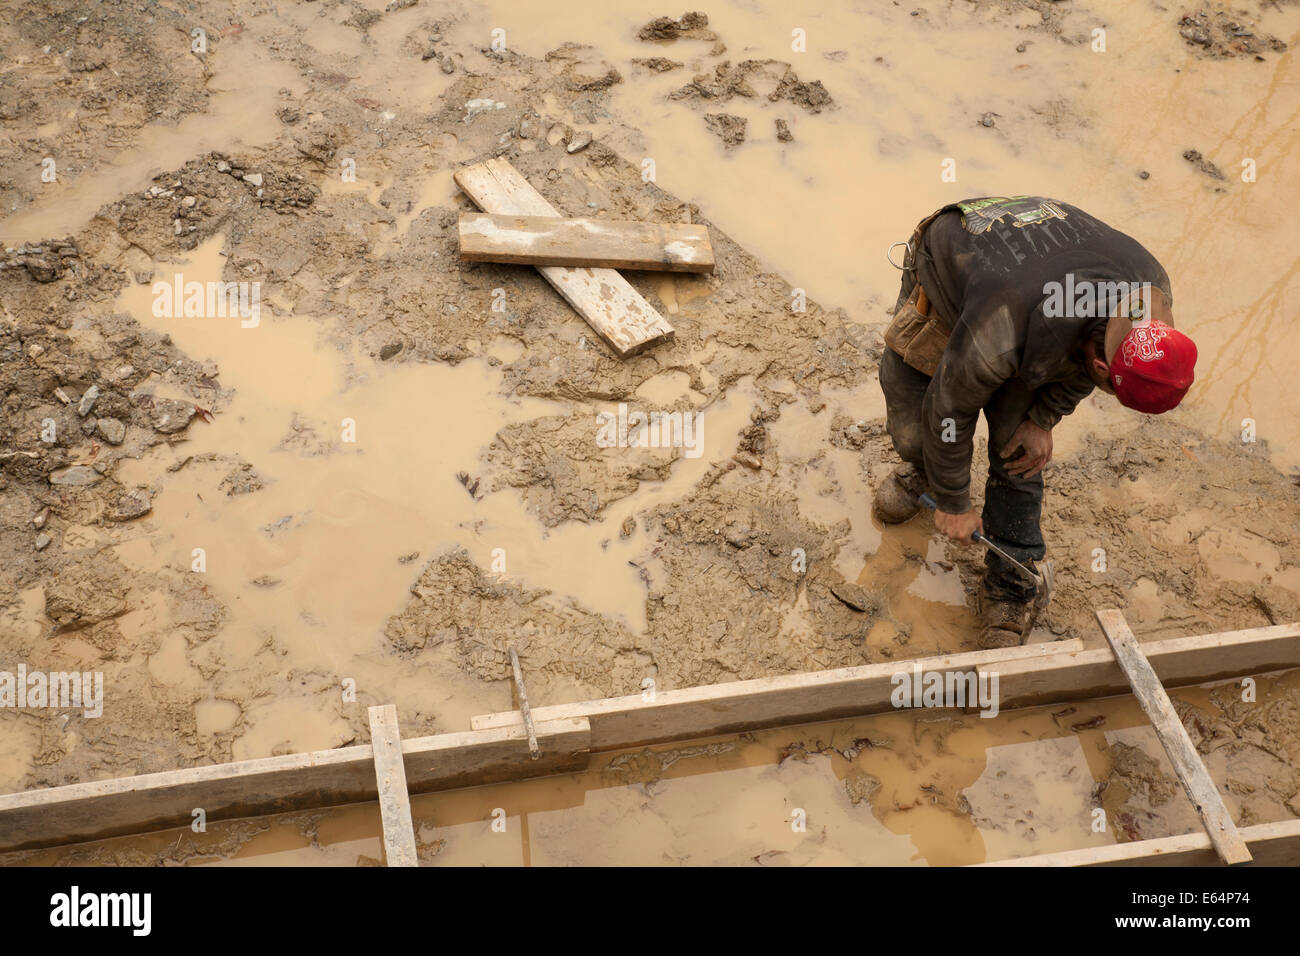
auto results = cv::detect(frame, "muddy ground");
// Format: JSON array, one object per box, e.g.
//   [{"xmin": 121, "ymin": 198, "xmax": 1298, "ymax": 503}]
[{"xmin": 1, "ymin": 0, "xmax": 1298, "ymax": 863}]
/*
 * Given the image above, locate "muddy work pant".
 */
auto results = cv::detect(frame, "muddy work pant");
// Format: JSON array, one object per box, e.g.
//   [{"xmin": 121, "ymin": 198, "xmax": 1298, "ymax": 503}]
[{"xmin": 880, "ymin": 282, "xmax": 1045, "ymax": 605}]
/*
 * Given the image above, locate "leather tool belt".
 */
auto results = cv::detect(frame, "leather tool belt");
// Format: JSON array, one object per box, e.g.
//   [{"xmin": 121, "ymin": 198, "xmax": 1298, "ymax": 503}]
[{"xmin": 883, "ymin": 207, "xmax": 952, "ymax": 377}]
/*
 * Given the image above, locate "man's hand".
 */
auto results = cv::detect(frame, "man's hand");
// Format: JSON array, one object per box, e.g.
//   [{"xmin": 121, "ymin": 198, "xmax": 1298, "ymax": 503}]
[
  {"xmin": 1000, "ymin": 420, "xmax": 1053, "ymax": 478},
  {"xmin": 934, "ymin": 507, "xmax": 983, "ymax": 542}
]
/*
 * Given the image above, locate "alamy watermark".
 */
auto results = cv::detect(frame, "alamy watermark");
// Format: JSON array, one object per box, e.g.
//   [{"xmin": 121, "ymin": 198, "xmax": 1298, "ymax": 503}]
[
  {"xmin": 1, "ymin": 665, "xmax": 103, "ymax": 718},
  {"xmin": 152, "ymin": 272, "xmax": 261, "ymax": 328},
  {"xmin": 891, "ymin": 662, "xmax": 1000, "ymax": 718},
  {"xmin": 1041, "ymin": 274, "xmax": 1151, "ymax": 320},
  {"xmin": 596, "ymin": 403, "xmax": 703, "ymax": 458}
]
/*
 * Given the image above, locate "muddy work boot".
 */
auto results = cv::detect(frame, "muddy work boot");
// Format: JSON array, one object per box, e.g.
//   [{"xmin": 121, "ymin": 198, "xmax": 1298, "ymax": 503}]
[
  {"xmin": 978, "ymin": 595, "xmax": 1031, "ymax": 649},
  {"xmin": 872, "ymin": 463, "xmax": 927, "ymax": 524}
]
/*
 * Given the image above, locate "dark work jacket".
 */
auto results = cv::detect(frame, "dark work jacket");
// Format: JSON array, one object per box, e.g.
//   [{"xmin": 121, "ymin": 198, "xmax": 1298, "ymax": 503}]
[{"xmin": 913, "ymin": 197, "xmax": 1172, "ymax": 512}]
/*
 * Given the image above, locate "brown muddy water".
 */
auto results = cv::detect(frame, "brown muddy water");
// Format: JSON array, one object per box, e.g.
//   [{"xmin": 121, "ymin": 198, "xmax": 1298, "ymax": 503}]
[{"xmin": 2, "ymin": 0, "xmax": 1299, "ymax": 865}]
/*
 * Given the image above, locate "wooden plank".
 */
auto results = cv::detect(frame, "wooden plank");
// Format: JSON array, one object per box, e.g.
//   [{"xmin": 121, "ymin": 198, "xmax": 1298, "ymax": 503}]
[
  {"xmin": 509, "ymin": 647, "xmax": 540, "ymax": 760},
  {"xmin": 458, "ymin": 213, "xmax": 715, "ymax": 273},
  {"xmin": 1096, "ymin": 609, "xmax": 1251, "ymax": 865},
  {"xmin": 471, "ymin": 640, "xmax": 1084, "ymax": 751},
  {"xmin": 983, "ymin": 622, "xmax": 1300, "ymax": 710},
  {"xmin": 368, "ymin": 705, "xmax": 418, "ymax": 867},
  {"xmin": 0, "ymin": 717, "xmax": 590, "ymax": 852},
  {"xmin": 454, "ymin": 158, "xmax": 675, "ymax": 357},
  {"xmin": 980, "ymin": 818, "xmax": 1300, "ymax": 867}
]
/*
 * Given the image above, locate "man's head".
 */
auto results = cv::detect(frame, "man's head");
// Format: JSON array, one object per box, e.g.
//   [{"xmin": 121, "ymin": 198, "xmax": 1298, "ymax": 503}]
[{"xmin": 1081, "ymin": 286, "xmax": 1197, "ymax": 412}]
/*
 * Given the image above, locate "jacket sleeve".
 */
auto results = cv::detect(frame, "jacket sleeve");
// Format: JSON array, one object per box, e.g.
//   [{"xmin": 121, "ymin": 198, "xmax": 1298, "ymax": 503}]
[
  {"xmin": 921, "ymin": 305, "xmax": 1018, "ymax": 513},
  {"xmin": 1026, "ymin": 370, "xmax": 1095, "ymax": 429}
]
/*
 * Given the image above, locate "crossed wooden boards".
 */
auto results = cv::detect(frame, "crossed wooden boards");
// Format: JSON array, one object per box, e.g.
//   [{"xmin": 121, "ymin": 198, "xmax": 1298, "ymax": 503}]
[{"xmin": 454, "ymin": 157, "xmax": 709, "ymax": 358}]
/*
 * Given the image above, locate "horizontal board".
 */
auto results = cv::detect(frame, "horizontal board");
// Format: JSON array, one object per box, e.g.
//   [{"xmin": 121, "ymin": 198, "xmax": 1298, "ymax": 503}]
[
  {"xmin": 980, "ymin": 818, "xmax": 1300, "ymax": 867},
  {"xmin": 983, "ymin": 622, "xmax": 1300, "ymax": 710},
  {"xmin": 471, "ymin": 640, "xmax": 1084, "ymax": 751},
  {"xmin": 0, "ymin": 718, "xmax": 591, "ymax": 852},
  {"xmin": 459, "ymin": 213, "xmax": 715, "ymax": 272}
]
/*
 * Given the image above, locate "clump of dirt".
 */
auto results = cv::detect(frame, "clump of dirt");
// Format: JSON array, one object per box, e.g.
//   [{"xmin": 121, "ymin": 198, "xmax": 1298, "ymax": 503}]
[
  {"xmin": 704, "ymin": 112, "xmax": 746, "ymax": 148},
  {"xmin": 1183, "ymin": 148, "xmax": 1226, "ymax": 180},
  {"xmin": 636, "ymin": 12, "xmax": 717, "ymax": 43},
  {"xmin": 663, "ymin": 57, "xmax": 832, "ymax": 146},
  {"xmin": 632, "ymin": 57, "xmax": 684, "ymax": 73},
  {"xmin": 1177, "ymin": 7, "xmax": 1288, "ymax": 58}
]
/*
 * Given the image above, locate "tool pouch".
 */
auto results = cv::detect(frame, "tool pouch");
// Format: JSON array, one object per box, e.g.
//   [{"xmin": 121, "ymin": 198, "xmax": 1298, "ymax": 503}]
[
  {"xmin": 884, "ymin": 283, "xmax": 952, "ymax": 377},
  {"xmin": 883, "ymin": 207, "xmax": 953, "ymax": 377}
]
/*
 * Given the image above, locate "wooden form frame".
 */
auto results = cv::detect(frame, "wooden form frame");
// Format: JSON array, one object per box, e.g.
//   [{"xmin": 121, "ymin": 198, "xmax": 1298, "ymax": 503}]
[
  {"xmin": 1, "ymin": 617, "xmax": 1296, "ymax": 860},
  {"xmin": 982, "ymin": 819, "xmax": 1300, "ymax": 867},
  {"xmin": 1096, "ymin": 610, "xmax": 1251, "ymax": 864},
  {"xmin": 368, "ymin": 705, "xmax": 419, "ymax": 867}
]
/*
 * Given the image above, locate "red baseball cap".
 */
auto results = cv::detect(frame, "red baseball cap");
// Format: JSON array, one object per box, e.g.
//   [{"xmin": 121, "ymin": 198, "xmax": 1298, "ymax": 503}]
[{"xmin": 1103, "ymin": 288, "xmax": 1196, "ymax": 414}]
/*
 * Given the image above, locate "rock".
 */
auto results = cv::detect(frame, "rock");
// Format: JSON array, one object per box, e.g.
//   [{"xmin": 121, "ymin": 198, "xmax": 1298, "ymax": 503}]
[
  {"xmin": 440, "ymin": 57, "xmax": 455, "ymax": 74},
  {"xmin": 49, "ymin": 465, "xmax": 103, "ymax": 487},
  {"xmin": 831, "ymin": 580, "xmax": 875, "ymax": 612},
  {"xmin": 96, "ymin": 417, "xmax": 126, "ymax": 445},
  {"xmin": 379, "ymin": 341, "xmax": 403, "ymax": 360},
  {"xmin": 35, "ymin": 533, "xmax": 50, "ymax": 551},
  {"xmin": 53, "ymin": 387, "xmax": 72, "ymax": 404},
  {"xmin": 151, "ymin": 399, "xmax": 196, "ymax": 433},
  {"xmin": 981, "ymin": 112, "xmax": 997, "ymax": 127},
  {"xmin": 732, "ymin": 451, "xmax": 761, "ymax": 469},
  {"xmin": 110, "ymin": 491, "xmax": 152, "ymax": 521},
  {"xmin": 33, "ymin": 507, "xmax": 49, "ymax": 529},
  {"xmin": 567, "ymin": 130, "xmax": 593, "ymax": 153},
  {"xmin": 182, "ymin": 195, "xmax": 196, "ymax": 207},
  {"xmin": 24, "ymin": 255, "xmax": 60, "ymax": 282},
  {"xmin": 77, "ymin": 384, "xmax": 100, "ymax": 417},
  {"xmin": 775, "ymin": 118, "xmax": 793, "ymax": 142},
  {"xmin": 1138, "ymin": 170, "xmax": 1151, "ymax": 180},
  {"xmin": 243, "ymin": 172, "xmax": 264, "ymax": 187},
  {"xmin": 216, "ymin": 160, "xmax": 231, "ymax": 173},
  {"xmin": 464, "ymin": 98, "xmax": 506, "ymax": 122}
]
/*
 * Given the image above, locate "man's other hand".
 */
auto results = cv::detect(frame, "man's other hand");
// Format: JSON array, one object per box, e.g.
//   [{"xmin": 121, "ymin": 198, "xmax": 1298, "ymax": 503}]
[
  {"xmin": 1000, "ymin": 420, "xmax": 1053, "ymax": 478},
  {"xmin": 934, "ymin": 507, "xmax": 983, "ymax": 542}
]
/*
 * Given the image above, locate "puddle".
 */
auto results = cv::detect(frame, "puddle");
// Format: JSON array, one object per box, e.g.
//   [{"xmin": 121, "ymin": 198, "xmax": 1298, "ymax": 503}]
[{"xmin": 100, "ymin": 233, "xmax": 758, "ymax": 753}]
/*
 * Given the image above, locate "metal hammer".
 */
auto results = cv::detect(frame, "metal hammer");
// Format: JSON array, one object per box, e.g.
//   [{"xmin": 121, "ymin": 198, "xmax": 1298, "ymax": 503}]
[{"xmin": 918, "ymin": 492, "xmax": 1055, "ymax": 616}]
